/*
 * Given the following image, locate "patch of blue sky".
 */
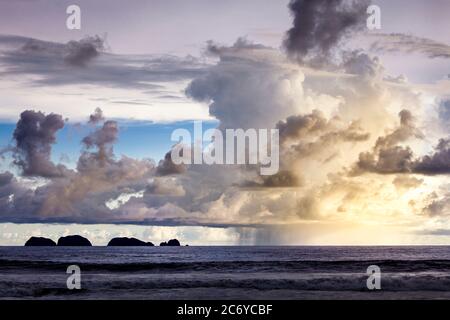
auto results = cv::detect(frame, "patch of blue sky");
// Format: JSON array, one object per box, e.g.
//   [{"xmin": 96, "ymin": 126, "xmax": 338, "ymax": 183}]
[{"xmin": 0, "ymin": 120, "xmax": 219, "ymax": 171}]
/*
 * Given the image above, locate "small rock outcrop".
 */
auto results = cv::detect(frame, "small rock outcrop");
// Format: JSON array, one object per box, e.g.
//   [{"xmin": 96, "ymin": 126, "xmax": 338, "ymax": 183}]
[
  {"xmin": 107, "ymin": 237, "xmax": 154, "ymax": 246},
  {"xmin": 160, "ymin": 239, "xmax": 181, "ymax": 246},
  {"xmin": 24, "ymin": 237, "xmax": 56, "ymax": 246},
  {"xmin": 57, "ymin": 235, "xmax": 92, "ymax": 246}
]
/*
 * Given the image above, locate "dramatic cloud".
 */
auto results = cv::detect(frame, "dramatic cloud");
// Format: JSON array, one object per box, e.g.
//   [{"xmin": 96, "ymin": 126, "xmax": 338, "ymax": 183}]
[
  {"xmin": 284, "ymin": 0, "xmax": 369, "ymax": 63},
  {"xmin": 186, "ymin": 38, "xmax": 303, "ymax": 130},
  {"xmin": 274, "ymin": 110, "xmax": 370, "ymax": 189},
  {"xmin": 277, "ymin": 110, "xmax": 328, "ymax": 142},
  {"xmin": 0, "ymin": 34, "xmax": 207, "ymax": 89},
  {"xmin": 277, "ymin": 110, "xmax": 370, "ymax": 146},
  {"xmin": 14, "ymin": 35, "xmax": 105, "ymax": 68},
  {"xmin": 156, "ymin": 150, "xmax": 187, "ymax": 176},
  {"xmin": 0, "ymin": 37, "xmax": 442, "ymax": 239},
  {"xmin": 341, "ymin": 50, "xmax": 383, "ymax": 77},
  {"xmin": 373, "ymin": 110, "xmax": 423, "ymax": 149},
  {"xmin": 369, "ymin": 33, "xmax": 450, "ymax": 59},
  {"xmin": 0, "ymin": 110, "xmax": 155, "ymax": 223},
  {"xmin": 80, "ymin": 120, "xmax": 119, "ymax": 168},
  {"xmin": 414, "ymin": 138, "xmax": 450, "ymax": 175},
  {"xmin": 352, "ymin": 108, "xmax": 450, "ymax": 176},
  {"xmin": 11, "ymin": 110, "xmax": 67, "ymax": 178},
  {"xmin": 63, "ymin": 36, "xmax": 105, "ymax": 67},
  {"xmin": 0, "ymin": 1, "xmax": 449, "ymax": 245},
  {"xmin": 352, "ymin": 110, "xmax": 423, "ymax": 175}
]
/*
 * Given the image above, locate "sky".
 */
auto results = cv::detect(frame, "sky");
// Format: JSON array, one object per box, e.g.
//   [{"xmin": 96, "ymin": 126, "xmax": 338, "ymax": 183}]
[{"xmin": 0, "ymin": 0, "xmax": 449, "ymax": 245}]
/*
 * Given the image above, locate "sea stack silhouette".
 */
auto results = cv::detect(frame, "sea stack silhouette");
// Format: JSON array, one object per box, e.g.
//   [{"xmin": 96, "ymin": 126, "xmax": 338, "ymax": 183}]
[
  {"xmin": 57, "ymin": 235, "xmax": 92, "ymax": 246},
  {"xmin": 160, "ymin": 239, "xmax": 181, "ymax": 246},
  {"xmin": 107, "ymin": 237, "xmax": 154, "ymax": 246},
  {"xmin": 24, "ymin": 237, "xmax": 56, "ymax": 246}
]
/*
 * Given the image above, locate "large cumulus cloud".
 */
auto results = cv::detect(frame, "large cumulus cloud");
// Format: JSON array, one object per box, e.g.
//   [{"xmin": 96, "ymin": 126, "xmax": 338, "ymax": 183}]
[
  {"xmin": 186, "ymin": 38, "xmax": 304, "ymax": 130},
  {"xmin": 0, "ymin": 109, "xmax": 155, "ymax": 223},
  {"xmin": 11, "ymin": 110, "xmax": 68, "ymax": 178},
  {"xmin": 352, "ymin": 110, "xmax": 450, "ymax": 175},
  {"xmin": 352, "ymin": 110, "xmax": 423, "ymax": 174}
]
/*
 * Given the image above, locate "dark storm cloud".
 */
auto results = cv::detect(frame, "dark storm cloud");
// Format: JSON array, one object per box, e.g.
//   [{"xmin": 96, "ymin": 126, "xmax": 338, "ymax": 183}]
[
  {"xmin": 277, "ymin": 110, "xmax": 328, "ymax": 143},
  {"xmin": 355, "ymin": 138, "xmax": 450, "ymax": 176},
  {"xmin": 0, "ymin": 35, "xmax": 207, "ymax": 89},
  {"xmin": 352, "ymin": 110, "xmax": 450, "ymax": 176},
  {"xmin": 15, "ymin": 35, "xmax": 104, "ymax": 67},
  {"xmin": 369, "ymin": 33, "xmax": 450, "ymax": 59},
  {"xmin": 351, "ymin": 110, "xmax": 422, "ymax": 175},
  {"xmin": 11, "ymin": 110, "xmax": 68, "ymax": 178},
  {"xmin": 414, "ymin": 138, "xmax": 450, "ymax": 175},
  {"xmin": 205, "ymin": 37, "xmax": 270, "ymax": 57},
  {"xmin": 283, "ymin": 0, "xmax": 369, "ymax": 63},
  {"xmin": 156, "ymin": 151, "xmax": 187, "ymax": 176},
  {"xmin": 64, "ymin": 36, "xmax": 105, "ymax": 67}
]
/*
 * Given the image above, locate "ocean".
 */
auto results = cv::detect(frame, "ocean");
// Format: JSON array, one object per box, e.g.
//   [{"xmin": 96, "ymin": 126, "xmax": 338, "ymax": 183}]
[{"xmin": 1, "ymin": 246, "xmax": 450, "ymax": 300}]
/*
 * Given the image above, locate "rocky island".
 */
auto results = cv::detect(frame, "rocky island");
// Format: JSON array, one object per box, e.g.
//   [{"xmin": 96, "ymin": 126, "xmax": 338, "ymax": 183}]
[
  {"xmin": 160, "ymin": 239, "xmax": 181, "ymax": 246},
  {"xmin": 24, "ymin": 236, "xmax": 56, "ymax": 246},
  {"xmin": 24, "ymin": 236, "xmax": 182, "ymax": 247},
  {"xmin": 107, "ymin": 237, "xmax": 154, "ymax": 246},
  {"xmin": 57, "ymin": 235, "xmax": 92, "ymax": 246}
]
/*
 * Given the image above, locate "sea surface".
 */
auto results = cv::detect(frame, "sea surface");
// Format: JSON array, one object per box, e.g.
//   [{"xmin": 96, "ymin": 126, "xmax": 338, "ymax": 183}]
[{"xmin": 1, "ymin": 246, "xmax": 450, "ymax": 299}]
